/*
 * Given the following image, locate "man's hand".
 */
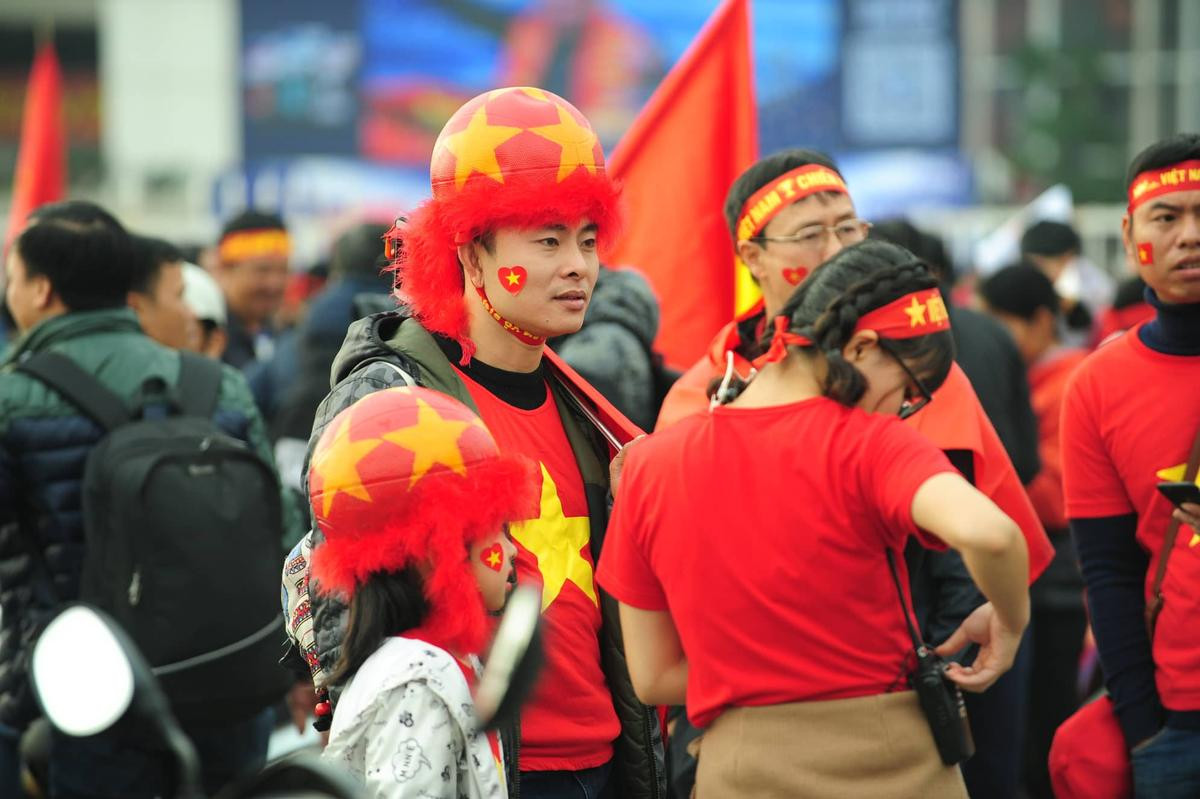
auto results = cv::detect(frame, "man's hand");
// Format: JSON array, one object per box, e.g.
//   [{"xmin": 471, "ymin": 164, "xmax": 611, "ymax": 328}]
[
  {"xmin": 286, "ymin": 679, "xmax": 318, "ymax": 734},
  {"xmin": 608, "ymin": 434, "xmax": 645, "ymax": 496},
  {"xmin": 1172, "ymin": 501, "xmax": 1200, "ymax": 532},
  {"xmin": 934, "ymin": 602, "xmax": 1023, "ymax": 693}
]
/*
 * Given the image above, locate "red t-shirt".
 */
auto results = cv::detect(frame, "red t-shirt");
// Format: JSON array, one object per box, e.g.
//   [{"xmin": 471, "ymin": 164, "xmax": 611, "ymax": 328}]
[
  {"xmin": 1026, "ymin": 348, "xmax": 1089, "ymax": 531},
  {"xmin": 1062, "ymin": 325, "xmax": 1200, "ymax": 711},
  {"xmin": 597, "ymin": 397, "xmax": 955, "ymax": 728},
  {"xmin": 461, "ymin": 376, "xmax": 618, "ymax": 771}
]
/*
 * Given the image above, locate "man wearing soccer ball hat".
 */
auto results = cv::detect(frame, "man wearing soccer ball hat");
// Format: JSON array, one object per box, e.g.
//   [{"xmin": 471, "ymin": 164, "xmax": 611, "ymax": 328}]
[{"xmin": 281, "ymin": 86, "xmax": 664, "ymax": 798}]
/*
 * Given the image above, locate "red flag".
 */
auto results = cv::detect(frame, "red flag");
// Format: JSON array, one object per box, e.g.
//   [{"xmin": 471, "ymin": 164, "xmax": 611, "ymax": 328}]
[
  {"xmin": 7, "ymin": 41, "xmax": 65, "ymax": 245},
  {"xmin": 606, "ymin": 0, "xmax": 757, "ymax": 368}
]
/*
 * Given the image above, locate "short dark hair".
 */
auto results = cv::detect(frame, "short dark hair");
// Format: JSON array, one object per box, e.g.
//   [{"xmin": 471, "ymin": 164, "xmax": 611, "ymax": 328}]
[
  {"xmin": 979, "ymin": 262, "xmax": 1060, "ymax": 321},
  {"xmin": 1020, "ymin": 221, "xmax": 1081, "ymax": 258},
  {"xmin": 17, "ymin": 201, "xmax": 135, "ymax": 311},
  {"xmin": 129, "ymin": 234, "xmax": 184, "ymax": 295},
  {"xmin": 723, "ymin": 149, "xmax": 841, "ymax": 246},
  {"xmin": 1126, "ymin": 133, "xmax": 1200, "ymax": 189},
  {"xmin": 219, "ymin": 209, "xmax": 286, "ymax": 240},
  {"xmin": 870, "ymin": 219, "xmax": 954, "ymax": 285}
]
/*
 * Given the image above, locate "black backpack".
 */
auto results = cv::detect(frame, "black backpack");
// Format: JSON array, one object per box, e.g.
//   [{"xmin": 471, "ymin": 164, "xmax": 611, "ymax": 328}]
[{"xmin": 19, "ymin": 351, "xmax": 289, "ymax": 723}]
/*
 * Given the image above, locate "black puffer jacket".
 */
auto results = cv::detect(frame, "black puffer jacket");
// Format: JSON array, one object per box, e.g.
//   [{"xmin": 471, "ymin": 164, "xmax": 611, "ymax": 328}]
[
  {"xmin": 282, "ymin": 311, "xmax": 666, "ymax": 799},
  {"xmin": 0, "ymin": 309, "xmax": 277, "ymax": 732}
]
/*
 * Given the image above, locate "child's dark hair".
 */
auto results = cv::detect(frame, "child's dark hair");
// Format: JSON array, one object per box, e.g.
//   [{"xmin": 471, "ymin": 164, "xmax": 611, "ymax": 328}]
[
  {"xmin": 715, "ymin": 240, "xmax": 954, "ymax": 406},
  {"xmin": 327, "ymin": 566, "xmax": 430, "ymax": 687}
]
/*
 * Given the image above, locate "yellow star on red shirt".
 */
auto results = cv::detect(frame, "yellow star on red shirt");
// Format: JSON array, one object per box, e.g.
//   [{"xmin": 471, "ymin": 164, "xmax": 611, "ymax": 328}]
[
  {"xmin": 1156, "ymin": 463, "xmax": 1200, "ymax": 547},
  {"xmin": 382, "ymin": 397, "xmax": 485, "ymax": 488},
  {"xmin": 509, "ymin": 463, "xmax": 597, "ymax": 612},
  {"xmin": 528, "ymin": 104, "xmax": 600, "ymax": 182},
  {"xmin": 310, "ymin": 416, "xmax": 383, "ymax": 517},
  {"xmin": 438, "ymin": 107, "xmax": 523, "ymax": 189}
]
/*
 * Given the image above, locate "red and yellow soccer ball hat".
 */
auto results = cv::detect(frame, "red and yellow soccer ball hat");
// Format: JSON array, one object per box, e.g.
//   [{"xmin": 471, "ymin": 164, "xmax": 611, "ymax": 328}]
[
  {"xmin": 393, "ymin": 86, "xmax": 621, "ymax": 363},
  {"xmin": 308, "ymin": 386, "xmax": 537, "ymax": 653}
]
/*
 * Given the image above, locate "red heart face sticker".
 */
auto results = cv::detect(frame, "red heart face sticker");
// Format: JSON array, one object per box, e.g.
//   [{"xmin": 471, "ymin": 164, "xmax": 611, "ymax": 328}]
[
  {"xmin": 782, "ymin": 267, "xmax": 809, "ymax": 286},
  {"xmin": 480, "ymin": 543, "xmax": 504, "ymax": 572},
  {"xmin": 498, "ymin": 266, "xmax": 527, "ymax": 295}
]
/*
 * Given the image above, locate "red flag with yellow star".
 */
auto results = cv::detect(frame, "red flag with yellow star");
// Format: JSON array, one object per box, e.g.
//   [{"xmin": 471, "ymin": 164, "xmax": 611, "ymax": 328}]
[{"xmin": 606, "ymin": 0, "xmax": 758, "ymax": 369}]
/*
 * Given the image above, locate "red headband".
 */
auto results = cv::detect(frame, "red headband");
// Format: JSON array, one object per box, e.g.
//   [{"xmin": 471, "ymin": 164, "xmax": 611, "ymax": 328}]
[
  {"xmin": 856, "ymin": 289, "xmax": 950, "ymax": 338},
  {"xmin": 735, "ymin": 164, "xmax": 848, "ymax": 242},
  {"xmin": 1127, "ymin": 159, "xmax": 1200, "ymax": 212},
  {"xmin": 753, "ymin": 288, "xmax": 950, "ymax": 368}
]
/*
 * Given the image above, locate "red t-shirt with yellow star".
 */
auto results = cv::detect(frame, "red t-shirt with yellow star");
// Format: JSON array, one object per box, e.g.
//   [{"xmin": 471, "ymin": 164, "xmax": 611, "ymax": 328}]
[
  {"xmin": 1062, "ymin": 324, "xmax": 1200, "ymax": 711},
  {"xmin": 597, "ymin": 397, "xmax": 955, "ymax": 728},
  {"xmin": 461, "ymin": 376, "xmax": 619, "ymax": 771}
]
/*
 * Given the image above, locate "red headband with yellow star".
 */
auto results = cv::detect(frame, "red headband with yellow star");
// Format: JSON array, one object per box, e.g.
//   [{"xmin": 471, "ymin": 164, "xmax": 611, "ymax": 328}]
[
  {"xmin": 308, "ymin": 386, "xmax": 537, "ymax": 654},
  {"xmin": 391, "ymin": 87, "xmax": 621, "ymax": 364},
  {"xmin": 1128, "ymin": 159, "xmax": 1200, "ymax": 213},
  {"xmin": 856, "ymin": 289, "xmax": 951, "ymax": 339}
]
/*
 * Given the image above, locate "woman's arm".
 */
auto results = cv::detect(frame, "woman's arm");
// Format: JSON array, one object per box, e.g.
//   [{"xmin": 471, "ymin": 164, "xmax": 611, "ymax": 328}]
[
  {"xmin": 618, "ymin": 603, "xmax": 688, "ymax": 706},
  {"xmin": 911, "ymin": 472, "xmax": 1030, "ymax": 691}
]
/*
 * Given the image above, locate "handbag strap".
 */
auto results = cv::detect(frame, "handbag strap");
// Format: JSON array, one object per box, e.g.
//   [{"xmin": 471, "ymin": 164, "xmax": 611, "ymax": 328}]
[
  {"xmin": 1147, "ymin": 421, "xmax": 1200, "ymax": 635},
  {"xmin": 886, "ymin": 549, "xmax": 925, "ymax": 651}
]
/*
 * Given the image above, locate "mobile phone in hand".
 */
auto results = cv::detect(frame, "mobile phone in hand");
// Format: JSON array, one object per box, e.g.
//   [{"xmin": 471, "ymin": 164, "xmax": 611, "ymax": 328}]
[{"xmin": 1157, "ymin": 481, "xmax": 1200, "ymax": 509}]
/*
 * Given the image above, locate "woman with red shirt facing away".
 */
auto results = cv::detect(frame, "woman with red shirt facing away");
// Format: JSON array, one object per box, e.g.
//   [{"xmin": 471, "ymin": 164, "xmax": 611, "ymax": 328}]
[
  {"xmin": 978, "ymin": 262, "xmax": 1090, "ymax": 799},
  {"xmin": 597, "ymin": 241, "xmax": 1031, "ymax": 798}
]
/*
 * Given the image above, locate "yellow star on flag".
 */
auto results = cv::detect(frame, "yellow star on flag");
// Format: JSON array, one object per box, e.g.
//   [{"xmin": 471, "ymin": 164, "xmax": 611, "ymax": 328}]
[
  {"xmin": 904, "ymin": 296, "xmax": 927, "ymax": 327},
  {"xmin": 311, "ymin": 417, "xmax": 384, "ymax": 517},
  {"xmin": 439, "ymin": 107, "xmax": 524, "ymax": 189},
  {"xmin": 528, "ymin": 104, "xmax": 599, "ymax": 182},
  {"xmin": 381, "ymin": 397, "xmax": 484, "ymax": 488},
  {"xmin": 509, "ymin": 463, "xmax": 597, "ymax": 612}
]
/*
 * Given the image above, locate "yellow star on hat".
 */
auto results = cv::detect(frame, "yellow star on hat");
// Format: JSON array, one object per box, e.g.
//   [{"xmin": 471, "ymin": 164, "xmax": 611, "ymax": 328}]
[
  {"xmin": 310, "ymin": 416, "xmax": 384, "ymax": 517},
  {"xmin": 529, "ymin": 103, "xmax": 600, "ymax": 182},
  {"xmin": 382, "ymin": 396, "xmax": 486, "ymax": 488},
  {"xmin": 439, "ymin": 106, "xmax": 524, "ymax": 189}
]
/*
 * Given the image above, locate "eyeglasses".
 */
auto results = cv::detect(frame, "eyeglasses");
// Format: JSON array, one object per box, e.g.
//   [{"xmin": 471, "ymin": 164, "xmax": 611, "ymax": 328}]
[
  {"xmin": 878, "ymin": 339, "xmax": 933, "ymax": 420},
  {"xmin": 751, "ymin": 219, "xmax": 872, "ymax": 253}
]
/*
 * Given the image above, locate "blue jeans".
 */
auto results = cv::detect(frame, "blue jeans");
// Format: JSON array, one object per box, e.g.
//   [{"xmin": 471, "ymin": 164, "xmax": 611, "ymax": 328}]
[
  {"xmin": 1132, "ymin": 724, "xmax": 1200, "ymax": 799},
  {"xmin": 520, "ymin": 761, "xmax": 613, "ymax": 799},
  {"xmin": 48, "ymin": 707, "xmax": 274, "ymax": 798}
]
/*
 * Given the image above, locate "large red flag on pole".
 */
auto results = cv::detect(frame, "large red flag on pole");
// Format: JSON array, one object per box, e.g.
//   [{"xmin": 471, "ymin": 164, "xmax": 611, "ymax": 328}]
[
  {"xmin": 606, "ymin": 0, "xmax": 757, "ymax": 369},
  {"xmin": 7, "ymin": 40, "xmax": 65, "ymax": 246}
]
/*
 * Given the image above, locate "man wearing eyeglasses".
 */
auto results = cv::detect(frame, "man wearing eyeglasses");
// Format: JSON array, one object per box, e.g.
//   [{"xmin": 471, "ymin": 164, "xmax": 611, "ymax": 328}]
[{"xmin": 656, "ymin": 149, "xmax": 869, "ymax": 429}]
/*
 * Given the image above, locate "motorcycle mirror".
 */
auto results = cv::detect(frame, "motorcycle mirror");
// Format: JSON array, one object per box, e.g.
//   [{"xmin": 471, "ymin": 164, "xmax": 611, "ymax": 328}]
[
  {"xmin": 32, "ymin": 604, "xmax": 204, "ymax": 798},
  {"xmin": 32, "ymin": 605, "xmax": 136, "ymax": 736},
  {"xmin": 474, "ymin": 585, "xmax": 543, "ymax": 730}
]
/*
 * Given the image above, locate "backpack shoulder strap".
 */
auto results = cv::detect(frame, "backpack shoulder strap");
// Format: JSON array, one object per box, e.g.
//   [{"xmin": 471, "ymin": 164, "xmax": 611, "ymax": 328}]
[
  {"xmin": 176, "ymin": 351, "xmax": 224, "ymax": 418},
  {"xmin": 16, "ymin": 351, "xmax": 130, "ymax": 431}
]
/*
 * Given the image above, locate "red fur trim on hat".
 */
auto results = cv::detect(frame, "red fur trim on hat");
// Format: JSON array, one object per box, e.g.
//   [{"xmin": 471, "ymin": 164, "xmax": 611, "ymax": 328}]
[
  {"xmin": 311, "ymin": 454, "xmax": 538, "ymax": 655},
  {"xmin": 390, "ymin": 171, "xmax": 622, "ymax": 363}
]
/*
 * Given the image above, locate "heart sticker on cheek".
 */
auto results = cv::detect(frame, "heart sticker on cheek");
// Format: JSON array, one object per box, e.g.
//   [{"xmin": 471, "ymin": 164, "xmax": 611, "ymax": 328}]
[
  {"xmin": 480, "ymin": 543, "xmax": 505, "ymax": 572},
  {"xmin": 498, "ymin": 266, "xmax": 527, "ymax": 295},
  {"xmin": 782, "ymin": 267, "xmax": 809, "ymax": 286}
]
